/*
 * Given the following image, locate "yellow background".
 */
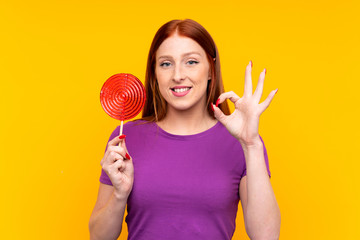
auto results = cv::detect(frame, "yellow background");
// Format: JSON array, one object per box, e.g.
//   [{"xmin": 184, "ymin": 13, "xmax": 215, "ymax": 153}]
[{"xmin": 1, "ymin": 0, "xmax": 359, "ymax": 239}]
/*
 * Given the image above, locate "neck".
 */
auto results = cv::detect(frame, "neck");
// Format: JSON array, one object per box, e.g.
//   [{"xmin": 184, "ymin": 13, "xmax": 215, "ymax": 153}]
[{"xmin": 157, "ymin": 102, "xmax": 217, "ymax": 135}]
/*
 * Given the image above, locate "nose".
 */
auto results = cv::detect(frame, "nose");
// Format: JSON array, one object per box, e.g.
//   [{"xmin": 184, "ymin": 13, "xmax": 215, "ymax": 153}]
[{"xmin": 173, "ymin": 64, "xmax": 185, "ymax": 82}]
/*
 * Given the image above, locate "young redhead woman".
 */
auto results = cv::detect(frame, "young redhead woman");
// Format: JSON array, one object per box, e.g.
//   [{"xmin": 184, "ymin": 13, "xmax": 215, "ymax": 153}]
[{"xmin": 89, "ymin": 19, "xmax": 281, "ymax": 240}]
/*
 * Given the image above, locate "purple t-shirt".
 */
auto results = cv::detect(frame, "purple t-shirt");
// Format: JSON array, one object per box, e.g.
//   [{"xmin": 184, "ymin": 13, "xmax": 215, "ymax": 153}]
[{"xmin": 100, "ymin": 120, "xmax": 271, "ymax": 240}]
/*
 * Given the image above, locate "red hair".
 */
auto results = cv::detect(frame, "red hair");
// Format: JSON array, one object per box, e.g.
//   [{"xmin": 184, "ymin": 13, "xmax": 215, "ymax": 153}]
[{"xmin": 140, "ymin": 19, "xmax": 230, "ymax": 122}]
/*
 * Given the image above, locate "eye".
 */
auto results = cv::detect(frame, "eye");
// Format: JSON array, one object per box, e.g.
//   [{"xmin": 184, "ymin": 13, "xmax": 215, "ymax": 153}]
[
  {"xmin": 160, "ymin": 62, "xmax": 171, "ymax": 67},
  {"xmin": 187, "ymin": 60, "xmax": 199, "ymax": 65}
]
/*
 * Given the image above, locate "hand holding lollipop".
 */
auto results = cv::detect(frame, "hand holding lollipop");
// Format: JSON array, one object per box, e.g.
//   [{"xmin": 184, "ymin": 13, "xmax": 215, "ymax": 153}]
[{"xmin": 99, "ymin": 73, "xmax": 146, "ymax": 198}]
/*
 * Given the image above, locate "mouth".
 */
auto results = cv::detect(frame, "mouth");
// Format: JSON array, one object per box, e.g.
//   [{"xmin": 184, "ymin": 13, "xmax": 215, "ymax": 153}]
[
  {"xmin": 170, "ymin": 87, "xmax": 192, "ymax": 93},
  {"xmin": 170, "ymin": 86, "xmax": 192, "ymax": 97}
]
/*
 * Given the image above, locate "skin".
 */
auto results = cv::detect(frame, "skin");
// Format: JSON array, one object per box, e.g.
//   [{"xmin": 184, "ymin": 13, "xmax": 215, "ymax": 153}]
[
  {"xmin": 213, "ymin": 63, "xmax": 281, "ymax": 239},
  {"xmin": 155, "ymin": 32, "xmax": 217, "ymax": 134},
  {"xmin": 89, "ymin": 32, "xmax": 281, "ymax": 240},
  {"xmin": 89, "ymin": 137, "xmax": 133, "ymax": 240}
]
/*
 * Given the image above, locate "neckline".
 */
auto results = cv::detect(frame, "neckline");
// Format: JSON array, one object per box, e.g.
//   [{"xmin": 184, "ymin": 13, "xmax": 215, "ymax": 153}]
[{"xmin": 153, "ymin": 121, "xmax": 221, "ymax": 140}]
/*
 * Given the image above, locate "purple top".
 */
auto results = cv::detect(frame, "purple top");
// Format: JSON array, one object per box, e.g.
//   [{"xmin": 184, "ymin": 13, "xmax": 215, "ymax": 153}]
[{"xmin": 100, "ymin": 120, "xmax": 271, "ymax": 240}]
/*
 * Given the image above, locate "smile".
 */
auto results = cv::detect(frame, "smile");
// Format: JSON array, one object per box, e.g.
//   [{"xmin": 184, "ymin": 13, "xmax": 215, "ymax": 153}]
[
  {"xmin": 170, "ymin": 87, "xmax": 192, "ymax": 97},
  {"xmin": 172, "ymin": 87, "xmax": 191, "ymax": 93}
]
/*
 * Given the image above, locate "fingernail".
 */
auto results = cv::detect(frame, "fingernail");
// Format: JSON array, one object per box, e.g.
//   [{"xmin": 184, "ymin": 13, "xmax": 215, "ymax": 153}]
[
  {"xmin": 215, "ymin": 98, "xmax": 220, "ymax": 107},
  {"xmin": 265, "ymin": 68, "xmax": 267, "ymax": 75},
  {"xmin": 250, "ymin": 60, "xmax": 253, "ymax": 68},
  {"xmin": 125, "ymin": 153, "xmax": 131, "ymax": 160},
  {"xmin": 119, "ymin": 134, "xmax": 126, "ymax": 139},
  {"xmin": 210, "ymin": 103, "xmax": 214, "ymax": 112},
  {"xmin": 275, "ymin": 89, "xmax": 278, "ymax": 94}
]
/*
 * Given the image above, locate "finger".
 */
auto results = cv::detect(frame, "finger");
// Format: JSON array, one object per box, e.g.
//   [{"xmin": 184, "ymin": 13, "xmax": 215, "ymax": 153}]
[
  {"xmin": 244, "ymin": 61, "xmax": 253, "ymax": 97},
  {"xmin": 107, "ymin": 145, "xmax": 127, "ymax": 157},
  {"xmin": 118, "ymin": 134, "xmax": 126, "ymax": 147},
  {"xmin": 253, "ymin": 69, "xmax": 266, "ymax": 103},
  {"xmin": 102, "ymin": 152, "xmax": 123, "ymax": 172},
  {"xmin": 105, "ymin": 146, "xmax": 129, "ymax": 164},
  {"xmin": 118, "ymin": 137, "xmax": 131, "ymax": 160},
  {"xmin": 111, "ymin": 159, "xmax": 125, "ymax": 172},
  {"xmin": 102, "ymin": 145, "xmax": 122, "ymax": 166},
  {"xmin": 107, "ymin": 134, "xmax": 124, "ymax": 147},
  {"xmin": 105, "ymin": 159, "xmax": 124, "ymax": 176},
  {"xmin": 259, "ymin": 89, "xmax": 278, "ymax": 114},
  {"xmin": 212, "ymin": 103, "xmax": 228, "ymax": 125},
  {"xmin": 217, "ymin": 91, "xmax": 241, "ymax": 106},
  {"xmin": 108, "ymin": 134, "xmax": 130, "ymax": 159},
  {"xmin": 108, "ymin": 151, "xmax": 124, "ymax": 164}
]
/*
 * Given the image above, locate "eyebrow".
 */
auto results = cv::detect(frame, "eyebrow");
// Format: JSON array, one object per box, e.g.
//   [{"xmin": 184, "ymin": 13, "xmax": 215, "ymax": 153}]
[{"xmin": 158, "ymin": 51, "xmax": 202, "ymax": 60}]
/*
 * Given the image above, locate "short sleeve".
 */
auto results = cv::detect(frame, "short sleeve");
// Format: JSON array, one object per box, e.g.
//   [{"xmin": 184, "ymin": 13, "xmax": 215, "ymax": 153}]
[
  {"xmin": 99, "ymin": 126, "xmax": 120, "ymax": 186},
  {"xmin": 240, "ymin": 135, "xmax": 271, "ymax": 179}
]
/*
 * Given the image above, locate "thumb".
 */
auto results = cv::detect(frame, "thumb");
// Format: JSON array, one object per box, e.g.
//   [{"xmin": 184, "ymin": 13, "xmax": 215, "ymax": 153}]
[
  {"xmin": 212, "ymin": 104, "xmax": 227, "ymax": 124},
  {"xmin": 118, "ymin": 134, "xmax": 131, "ymax": 159},
  {"xmin": 108, "ymin": 134, "xmax": 123, "ymax": 147}
]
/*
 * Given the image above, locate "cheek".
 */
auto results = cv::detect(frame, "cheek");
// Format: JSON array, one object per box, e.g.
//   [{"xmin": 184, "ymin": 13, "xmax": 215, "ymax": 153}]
[
  {"xmin": 156, "ymin": 73, "xmax": 167, "ymax": 91},
  {"xmin": 192, "ymin": 67, "xmax": 209, "ymax": 86},
  {"xmin": 155, "ymin": 75, "xmax": 169, "ymax": 99}
]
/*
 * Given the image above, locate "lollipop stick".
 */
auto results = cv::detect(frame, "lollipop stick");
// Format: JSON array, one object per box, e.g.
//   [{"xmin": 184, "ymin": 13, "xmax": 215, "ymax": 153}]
[
  {"xmin": 120, "ymin": 120, "xmax": 124, "ymax": 135},
  {"xmin": 119, "ymin": 120, "xmax": 124, "ymax": 146}
]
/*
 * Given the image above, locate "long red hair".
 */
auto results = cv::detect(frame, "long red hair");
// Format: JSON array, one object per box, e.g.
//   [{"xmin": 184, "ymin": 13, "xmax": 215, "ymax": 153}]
[{"xmin": 140, "ymin": 19, "xmax": 230, "ymax": 122}]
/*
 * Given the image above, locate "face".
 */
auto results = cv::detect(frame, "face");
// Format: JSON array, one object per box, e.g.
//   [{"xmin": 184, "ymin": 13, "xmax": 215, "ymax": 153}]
[{"xmin": 155, "ymin": 33, "xmax": 211, "ymax": 112}]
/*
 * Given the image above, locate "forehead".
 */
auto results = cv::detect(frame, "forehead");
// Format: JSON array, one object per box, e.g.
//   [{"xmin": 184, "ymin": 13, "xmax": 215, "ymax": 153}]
[{"xmin": 156, "ymin": 34, "xmax": 206, "ymax": 59}]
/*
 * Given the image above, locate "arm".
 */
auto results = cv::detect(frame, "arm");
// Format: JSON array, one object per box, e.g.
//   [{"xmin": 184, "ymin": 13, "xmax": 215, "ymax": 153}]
[
  {"xmin": 89, "ymin": 134, "xmax": 134, "ymax": 240},
  {"xmin": 239, "ymin": 139, "xmax": 281, "ymax": 240},
  {"xmin": 212, "ymin": 61, "xmax": 280, "ymax": 239},
  {"xmin": 89, "ymin": 183, "xmax": 127, "ymax": 240}
]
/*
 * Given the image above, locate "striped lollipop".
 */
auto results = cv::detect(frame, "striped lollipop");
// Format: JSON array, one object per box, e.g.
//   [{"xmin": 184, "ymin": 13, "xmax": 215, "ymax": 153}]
[{"xmin": 100, "ymin": 73, "xmax": 146, "ymax": 136}]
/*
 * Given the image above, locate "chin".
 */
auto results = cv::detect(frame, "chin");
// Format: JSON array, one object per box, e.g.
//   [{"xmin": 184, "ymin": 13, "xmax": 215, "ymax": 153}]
[
  {"xmin": 169, "ymin": 101, "xmax": 200, "ymax": 112},
  {"xmin": 165, "ymin": 94, "xmax": 207, "ymax": 112},
  {"xmin": 172, "ymin": 105, "xmax": 191, "ymax": 111}
]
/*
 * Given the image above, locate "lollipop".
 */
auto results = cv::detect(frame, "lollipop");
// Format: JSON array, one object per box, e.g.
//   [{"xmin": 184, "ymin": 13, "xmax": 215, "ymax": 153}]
[{"xmin": 100, "ymin": 73, "xmax": 146, "ymax": 138}]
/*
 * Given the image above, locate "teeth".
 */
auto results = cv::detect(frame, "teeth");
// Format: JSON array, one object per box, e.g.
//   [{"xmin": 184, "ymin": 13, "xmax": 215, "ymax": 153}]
[{"xmin": 173, "ymin": 88, "xmax": 190, "ymax": 93}]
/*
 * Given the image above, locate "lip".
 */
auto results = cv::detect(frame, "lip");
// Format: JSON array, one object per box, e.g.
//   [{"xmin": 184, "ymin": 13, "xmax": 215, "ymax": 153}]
[{"xmin": 170, "ymin": 86, "xmax": 192, "ymax": 97}]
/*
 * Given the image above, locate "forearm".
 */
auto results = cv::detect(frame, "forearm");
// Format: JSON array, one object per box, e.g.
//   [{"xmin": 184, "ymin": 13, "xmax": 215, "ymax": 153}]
[
  {"xmin": 89, "ymin": 192, "xmax": 127, "ymax": 240},
  {"xmin": 242, "ymin": 140, "xmax": 281, "ymax": 240}
]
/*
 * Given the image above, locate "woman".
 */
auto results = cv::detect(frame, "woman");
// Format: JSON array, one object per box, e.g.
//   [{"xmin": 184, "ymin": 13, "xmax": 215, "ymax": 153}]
[{"xmin": 89, "ymin": 19, "xmax": 281, "ymax": 240}]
